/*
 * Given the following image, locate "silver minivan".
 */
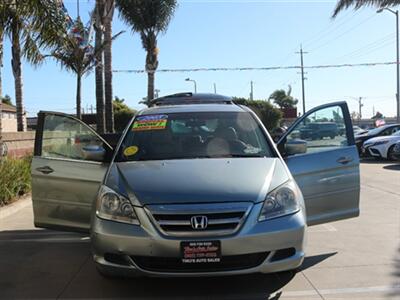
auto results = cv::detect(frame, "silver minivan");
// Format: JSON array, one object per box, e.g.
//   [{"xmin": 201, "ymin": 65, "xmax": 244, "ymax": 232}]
[{"xmin": 31, "ymin": 93, "xmax": 360, "ymax": 277}]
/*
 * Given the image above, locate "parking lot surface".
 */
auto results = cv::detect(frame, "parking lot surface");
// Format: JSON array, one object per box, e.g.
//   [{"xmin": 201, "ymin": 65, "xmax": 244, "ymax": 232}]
[{"xmin": 0, "ymin": 161, "xmax": 399, "ymax": 299}]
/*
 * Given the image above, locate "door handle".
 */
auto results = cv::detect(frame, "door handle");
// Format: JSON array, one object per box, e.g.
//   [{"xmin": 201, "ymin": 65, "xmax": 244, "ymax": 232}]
[
  {"xmin": 336, "ymin": 157, "xmax": 353, "ymax": 165},
  {"xmin": 36, "ymin": 166, "xmax": 54, "ymax": 174}
]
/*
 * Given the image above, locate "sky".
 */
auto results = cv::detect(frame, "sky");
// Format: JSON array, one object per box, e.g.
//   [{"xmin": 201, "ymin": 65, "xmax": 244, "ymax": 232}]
[{"xmin": 1, "ymin": 0, "xmax": 400, "ymax": 119}]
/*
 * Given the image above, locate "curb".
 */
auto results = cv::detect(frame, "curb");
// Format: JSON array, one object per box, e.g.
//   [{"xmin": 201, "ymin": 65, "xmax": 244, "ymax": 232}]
[{"xmin": 0, "ymin": 195, "xmax": 32, "ymax": 219}]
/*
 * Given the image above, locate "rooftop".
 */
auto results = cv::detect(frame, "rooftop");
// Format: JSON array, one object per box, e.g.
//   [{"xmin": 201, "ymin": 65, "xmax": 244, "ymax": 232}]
[{"xmin": 1, "ymin": 103, "xmax": 16, "ymax": 113}]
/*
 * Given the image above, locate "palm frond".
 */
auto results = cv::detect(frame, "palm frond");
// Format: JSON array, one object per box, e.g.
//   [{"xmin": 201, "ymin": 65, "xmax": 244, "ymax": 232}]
[
  {"xmin": 116, "ymin": 0, "xmax": 177, "ymax": 34},
  {"xmin": 333, "ymin": 0, "xmax": 400, "ymax": 18}
]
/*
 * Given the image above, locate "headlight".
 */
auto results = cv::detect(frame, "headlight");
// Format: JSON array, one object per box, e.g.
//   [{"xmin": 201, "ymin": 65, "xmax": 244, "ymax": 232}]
[
  {"xmin": 372, "ymin": 140, "xmax": 389, "ymax": 146},
  {"xmin": 96, "ymin": 185, "xmax": 140, "ymax": 225},
  {"xmin": 259, "ymin": 181, "xmax": 300, "ymax": 221}
]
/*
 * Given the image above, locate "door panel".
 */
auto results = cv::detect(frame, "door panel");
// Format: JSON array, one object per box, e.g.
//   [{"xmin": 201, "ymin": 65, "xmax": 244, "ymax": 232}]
[
  {"xmin": 32, "ymin": 112, "xmax": 112, "ymax": 233},
  {"xmin": 279, "ymin": 102, "xmax": 360, "ymax": 226}
]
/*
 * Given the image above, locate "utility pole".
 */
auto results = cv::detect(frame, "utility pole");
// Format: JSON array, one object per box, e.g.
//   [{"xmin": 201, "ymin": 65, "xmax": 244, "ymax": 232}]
[
  {"xmin": 155, "ymin": 89, "xmax": 160, "ymax": 98},
  {"xmin": 358, "ymin": 97, "xmax": 364, "ymax": 125},
  {"xmin": 250, "ymin": 81, "xmax": 254, "ymax": 101},
  {"xmin": 296, "ymin": 45, "xmax": 308, "ymax": 115},
  {"xmin": 213, "ymin": 83, "xmax": 217, "ymax": 94}
]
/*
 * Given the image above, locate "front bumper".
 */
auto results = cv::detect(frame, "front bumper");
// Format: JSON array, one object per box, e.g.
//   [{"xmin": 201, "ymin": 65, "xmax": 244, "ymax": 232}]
[
  {"xmin": 362, "ymin": 145, "xmax": 383, "ymax": 158},
  {"xmin": 91, "ymin": 202, "xmax": 306, "ymax": 277}
]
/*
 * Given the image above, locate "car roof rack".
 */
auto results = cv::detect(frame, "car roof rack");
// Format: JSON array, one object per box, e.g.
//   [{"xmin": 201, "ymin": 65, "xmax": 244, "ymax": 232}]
[{"xmin": 149, "ymin": 93, "xmax": 233, "ymax": 107}]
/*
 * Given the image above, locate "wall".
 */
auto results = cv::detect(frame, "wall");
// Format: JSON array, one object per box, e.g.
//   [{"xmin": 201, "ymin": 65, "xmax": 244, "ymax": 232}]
[
  {"xmin": 1, "ymin": 132, "xmax": 35, "ymax": 158},
  {"xmin": 1, "ymin": 113, "xmax": 18, "ymax": 132}
]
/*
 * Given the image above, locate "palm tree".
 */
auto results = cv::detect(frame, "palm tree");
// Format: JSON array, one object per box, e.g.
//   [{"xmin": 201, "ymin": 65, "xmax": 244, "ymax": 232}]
[
  {"xmin": 116, "ymin": 0, "xmax": 177, "ymax": 105},
  {"xmin": 269, "ymin": 85, "xmax": 298, "ymax": 109},
  {"xmin": 333, "ymin": 0, "xmax": 400, "ymax": 17},
  {"xmin": 104, "ymin": 0, "xmax": 115, "ymax": 132},
  {"xmin": 95, "ymin": 0, "xmax": 106, "ymax": 133},
  {"xmin": 51, "ymin": 18, "xmax": 101, "ymax": 119},
  {"xmin": 51, "ymin": 17, "xmax": 122, "ymax": 119},
  {"xmin": 0, "ymin": 0, "xmax": 68, "ymax": 131}
]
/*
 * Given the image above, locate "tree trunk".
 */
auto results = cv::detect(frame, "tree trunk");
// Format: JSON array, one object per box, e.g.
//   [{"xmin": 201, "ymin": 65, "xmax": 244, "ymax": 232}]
[
  {"xmin": 76, "ymin": 73, "xmax": 82, "ymax": 119},
  {"xmin": 95, "ymin": 0, "xmax": 105, "ymax": 134},
  {"xmin": 104, "ymin": 0, "xmax": 114, "ymax": 133},
  {"xmin": 147, "ymin": 71, "xmax": 155, "ymax": 105},
  {"xmin": 11, "ymin": 23, "xmax": 25, "ymax": 132}
]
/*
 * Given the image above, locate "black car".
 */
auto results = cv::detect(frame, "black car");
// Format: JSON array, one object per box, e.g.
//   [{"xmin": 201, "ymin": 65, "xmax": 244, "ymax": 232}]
[
  {"xmin": 299, "ymin": 122, "xmax": 338, "ymax": 140},
  {"xmin": 354, "ymin": 124, "xmax": 400, "ymax": 155}
]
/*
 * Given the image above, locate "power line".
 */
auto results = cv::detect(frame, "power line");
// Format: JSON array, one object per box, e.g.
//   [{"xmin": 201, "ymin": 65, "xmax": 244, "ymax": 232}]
[
  {"xmin": 302, "ymin": 10, "xmax": 362, "ymax": 49},
  {"xmin": 333, "ymin": 33, "xmax": 395, "ymax": 61},
  {"xmin": 308, "ymin": 13, "xmax": 378, "ymax": 53},
  {"xmin": 113, "ymin": 61, "xmax": 398, "ymax": 74}
]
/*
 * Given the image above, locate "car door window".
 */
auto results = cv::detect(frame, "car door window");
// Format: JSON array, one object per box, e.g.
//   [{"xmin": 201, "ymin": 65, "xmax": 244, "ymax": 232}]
[
  {"xmin": 41, "ymin": 114, "xmax": 104, "ymax": 161},
  {"xmin": 285, "ymin": 105, "xmax": 348, "ymax": 155}
]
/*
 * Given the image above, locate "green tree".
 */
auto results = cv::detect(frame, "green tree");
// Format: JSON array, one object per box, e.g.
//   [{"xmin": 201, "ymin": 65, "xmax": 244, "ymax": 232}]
[
  {"xmin": 268, "ymin": 85, "xmax": 298, "ymax": 109},
  {"xmin": 233, "ymin": 97, "xmax": 283, "ymax": 130},
  {"xmin": 1, "ymin": 94, "xmax": 12, "ymax": 105},
  {"xmin": 116, "ymin": 0, "xmax": 178, "ymax": 104},
  {"xmin": 0, "ymin": 1, "xmax": 68, "ymax": 131},
  {"xmin": 113, "ymin": 96, "xmax": 136, "ymax": 132},
  {"xmin": 333, "ymin": 0, "xmax": 399, "ymax": 17},
  {"xmin": 50, "ymin": 18, "xmax": 121, "ymax": 119},
  {"xmin": 50, "ymin": 18, "xmax": 96, "ymax": 119}
]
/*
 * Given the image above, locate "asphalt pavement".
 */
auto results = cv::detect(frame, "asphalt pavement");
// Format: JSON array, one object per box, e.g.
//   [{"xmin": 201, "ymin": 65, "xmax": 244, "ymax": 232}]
[{"xmin": 0, "ymin": 160, "xmax": 399, "ymax": 300}]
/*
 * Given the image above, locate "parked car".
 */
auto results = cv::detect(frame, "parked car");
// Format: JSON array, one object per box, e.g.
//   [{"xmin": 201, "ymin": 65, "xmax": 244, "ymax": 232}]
[
  {"xmin": 391, "ymin": 142, "xmax": 400, "ymax": 160},
  {"xmin": 31, "ymin": 93, "xmax": 360, "ymax": 278},
  {"xmin": 354, "ymin": 124, "xmax": 400, "ymax": 155},
  {"xmin": 299, "ymin": 122, "xmax": 339, "ymax": 140},
  {"xmin": 362, "ymin": 130, "xmax": 400, "ymax": 160},
  {"xmin": 353, "ymin": 126, "xmax": 367, "ymax": 136}
]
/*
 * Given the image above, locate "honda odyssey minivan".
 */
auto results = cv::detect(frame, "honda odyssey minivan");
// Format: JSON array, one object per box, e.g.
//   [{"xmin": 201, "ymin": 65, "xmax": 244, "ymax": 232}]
[{"xmin": 31, "ymin": 93, "xmax": 360, "ymax": 277}]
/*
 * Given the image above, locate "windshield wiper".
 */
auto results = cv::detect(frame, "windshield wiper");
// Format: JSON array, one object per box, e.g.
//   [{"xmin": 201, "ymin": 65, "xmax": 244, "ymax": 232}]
[{"xmin": 229, "ymin": 154, "xmax": 266, "ymax": 158}]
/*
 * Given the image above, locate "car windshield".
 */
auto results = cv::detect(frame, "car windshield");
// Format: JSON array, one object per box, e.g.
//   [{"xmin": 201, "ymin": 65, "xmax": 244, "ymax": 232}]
[
  {"xmin": 367, "ymin": 127, "xmax": 385, "ymax": 136},
  {"xmin": 116, "ymin": 111, "xmax": 272, "ymax": 161}
]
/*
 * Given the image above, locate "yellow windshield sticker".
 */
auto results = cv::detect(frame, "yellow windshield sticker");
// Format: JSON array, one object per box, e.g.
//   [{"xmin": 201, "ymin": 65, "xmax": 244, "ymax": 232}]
[
  {"xmin": 132, "ymin": 115, "xmax": 168, "ymax": 131},
  {"xmin": 123, "ymin": 146, "xmax": 139, "ymax": 156}
]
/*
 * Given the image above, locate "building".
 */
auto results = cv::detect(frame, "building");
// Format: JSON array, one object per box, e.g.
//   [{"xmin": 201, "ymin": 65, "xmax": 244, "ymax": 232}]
[{"xmin": 0, "ymin": 103, "xmax": 27, "ymax": 132}]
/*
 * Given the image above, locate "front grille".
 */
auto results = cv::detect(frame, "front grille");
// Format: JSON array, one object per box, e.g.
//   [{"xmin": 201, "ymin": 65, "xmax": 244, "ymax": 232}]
[
  {"xmin": 131, "ymin": 252, "xmax": 269, "ymax": 273},
  {"xmin": 146, "ymin": 202, "xmax": 253, "ymax": 237}
]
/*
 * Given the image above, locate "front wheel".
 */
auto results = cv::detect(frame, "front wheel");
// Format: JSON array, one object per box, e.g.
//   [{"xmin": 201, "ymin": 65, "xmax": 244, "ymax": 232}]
[{"xmin": 387, "ymin": 145, "xmax": 397, "ymax": 161}]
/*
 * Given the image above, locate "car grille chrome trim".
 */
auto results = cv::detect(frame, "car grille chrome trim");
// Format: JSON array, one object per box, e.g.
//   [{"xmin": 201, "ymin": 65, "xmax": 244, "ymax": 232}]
[{"xmin": 145, "ymin": 202, "xmax": 253, "ymax": 237}]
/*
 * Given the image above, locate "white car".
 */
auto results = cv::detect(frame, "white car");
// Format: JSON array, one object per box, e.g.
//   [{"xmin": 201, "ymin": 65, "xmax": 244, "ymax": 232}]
[{"xmin": 362, "ymin": 130, "xmax": 400, "ymax": 160}]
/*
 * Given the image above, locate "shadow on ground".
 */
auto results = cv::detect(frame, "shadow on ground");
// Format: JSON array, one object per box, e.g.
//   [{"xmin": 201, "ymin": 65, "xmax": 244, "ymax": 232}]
[
  {"xmin": 383, "ymin": 164, "xmax": 400, "ymax": 171},
  {"xmin": 360, "ymin": 158, "xmax": 390, "ymax": 164},
  {"xmin": 0, "ymin": 230, "xmax": 334, "ymax": 299}
]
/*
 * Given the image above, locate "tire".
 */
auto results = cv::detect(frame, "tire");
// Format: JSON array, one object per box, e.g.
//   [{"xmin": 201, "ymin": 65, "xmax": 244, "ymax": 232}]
[{"xmin": 387, "ymin": 145, "xmax": 396, "ymax": 161}]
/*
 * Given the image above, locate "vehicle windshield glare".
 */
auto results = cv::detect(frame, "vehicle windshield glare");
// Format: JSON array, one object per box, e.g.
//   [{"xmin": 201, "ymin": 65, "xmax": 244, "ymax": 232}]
[
  {"xmin": 116, "ymin": 111, "xmax": 272, "ymax": 161},
  {"xmin": 367, "ymin": 127, "xmax": 385, "ymax": 135}
]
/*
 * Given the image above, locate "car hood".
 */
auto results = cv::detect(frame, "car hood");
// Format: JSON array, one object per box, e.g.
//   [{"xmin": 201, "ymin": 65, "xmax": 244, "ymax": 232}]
[
  {"xmin": 105, "ymin": 158, "xmax": 289, "ymax": 206},
  {"xmin": 364, "ymin": 135, "xmax": 400, "ymax": 145}
]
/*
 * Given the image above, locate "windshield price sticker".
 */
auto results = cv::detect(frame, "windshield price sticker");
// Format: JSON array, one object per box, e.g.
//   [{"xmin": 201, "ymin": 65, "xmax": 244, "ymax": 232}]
[
  {"xmin": 132, "ymin": 115, "xmax": 168, "ymax": 131},
  {"xmin": 181, "ymin": 241, "xmax": 221, "ymax": 264}
]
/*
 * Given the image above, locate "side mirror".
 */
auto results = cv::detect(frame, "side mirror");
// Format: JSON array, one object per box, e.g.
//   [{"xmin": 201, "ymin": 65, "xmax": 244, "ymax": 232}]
[
  {"xmin": 82, "ymin": 145, "xmax": 106, "ymax": 161},
  {"xmin": 285, "ymin": 139, "xmax": 307, "ymax": 156}
]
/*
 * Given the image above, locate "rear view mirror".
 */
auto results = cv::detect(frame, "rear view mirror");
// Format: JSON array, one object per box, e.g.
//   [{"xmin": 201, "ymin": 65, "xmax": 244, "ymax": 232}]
[
  {"xmin": 285, "ymin": 139, "xmax": 307, "ymax": 156},
  {"xmin": 82, "ymin": 145, "xmax": 106, "ymax": 161}
]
